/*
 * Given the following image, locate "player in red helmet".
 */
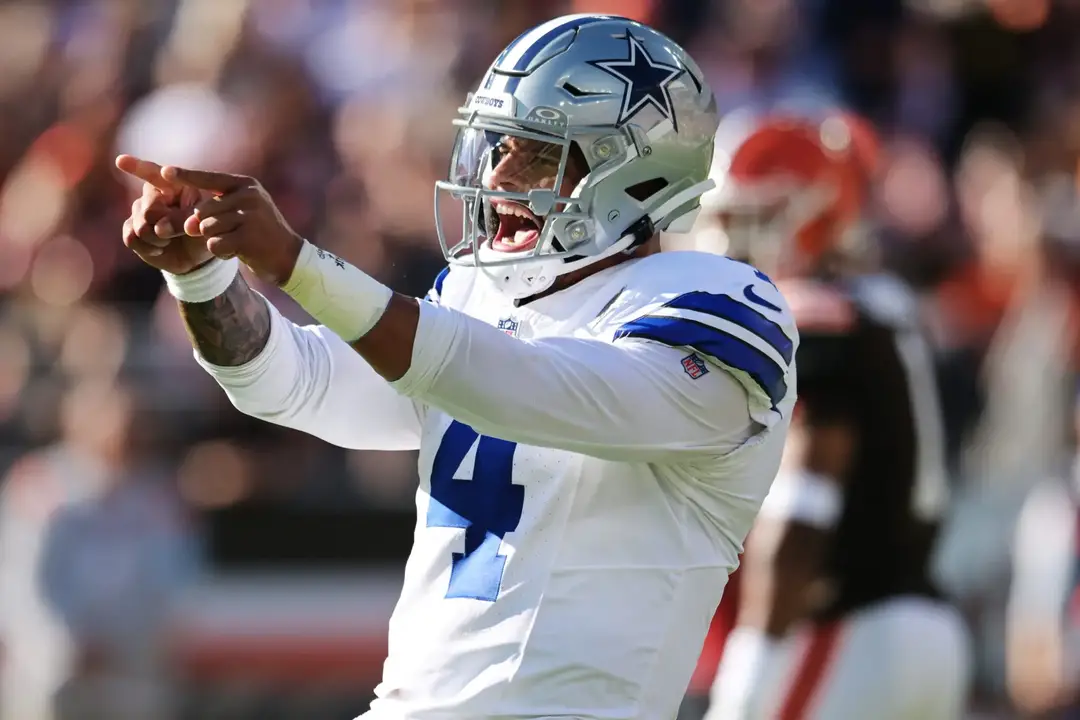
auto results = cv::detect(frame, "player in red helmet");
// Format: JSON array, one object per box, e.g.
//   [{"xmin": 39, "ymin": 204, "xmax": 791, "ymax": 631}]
[
  {"xmin": 693, "ymin": 111, "xmax": 876, "ymax": 274},
  {"xmin": 688, "ymin": 112, "xmax": 971, "ymax": 720}
]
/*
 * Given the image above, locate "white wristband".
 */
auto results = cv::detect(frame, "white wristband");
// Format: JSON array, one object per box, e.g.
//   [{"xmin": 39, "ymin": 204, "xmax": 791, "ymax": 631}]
[
  {"xmin": 282, "ymin": 239, "xmax": 393, "ymax": 342},
  {"xmin": 162, "ymin": 258, "xmax": 240, "ymax": 303}
]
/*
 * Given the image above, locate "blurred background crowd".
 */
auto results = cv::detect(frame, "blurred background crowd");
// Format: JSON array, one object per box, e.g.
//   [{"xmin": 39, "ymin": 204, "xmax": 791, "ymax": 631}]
[{"xmin": 0, "ymin": 0, "xmax": 1078, "ymax": 718}]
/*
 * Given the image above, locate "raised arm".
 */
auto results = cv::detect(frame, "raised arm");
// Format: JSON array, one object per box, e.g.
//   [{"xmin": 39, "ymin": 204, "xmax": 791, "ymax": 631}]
[
  {"xmin": 117, "ymin": 158, "xmax": 422, "ymax": 451},
  {"xmin": 174, "ymin": 262, "xmax": 423, "ymax": 451},
  {"xmin": 275, "ymin": 239, "xmax": 766, "ymax": 462},
  {"xmin": 188, "ymin": 248, "xmax": 751, "ymax": 461},
  {"xmin": 126, "ymin": 163, "xmax": 773, "ymax": 460},
  {"xmin": 177, "ymin": 269, "xmax": 271, "ymax": 366},
  {"xmin": 381, "ymin": 299, "xmax": 756, "ymax": 461},
  {"xmin": 117, "ymin": 153, "xmax": 273, "ymax": 370}
]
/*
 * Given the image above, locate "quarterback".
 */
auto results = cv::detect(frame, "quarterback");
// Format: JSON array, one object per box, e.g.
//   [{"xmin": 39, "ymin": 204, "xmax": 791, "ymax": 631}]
[{"xmin": 118, "ymin": 15, "xmax": 797, "ymax": 720}]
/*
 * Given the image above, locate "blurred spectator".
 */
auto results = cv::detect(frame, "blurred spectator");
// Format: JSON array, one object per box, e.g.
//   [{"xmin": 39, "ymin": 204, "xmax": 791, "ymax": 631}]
[{"xmin": 0, "ymin": 377, "xmax": 200, "ymax": 720}]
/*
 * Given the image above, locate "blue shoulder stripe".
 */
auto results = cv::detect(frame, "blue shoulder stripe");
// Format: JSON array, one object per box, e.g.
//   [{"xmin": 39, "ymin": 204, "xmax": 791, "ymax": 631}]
[
  {"xmin": 433, "ymin": 266, "xmax": 450, "ymax": 296},
  {"xmin": 615, "ymin": 315, "xmax": 788, "ymax": 406},
  {"xmin": 664, "ymin": 291, "xmax": 793, "ymax": 364},
  {"xmin": 424, "ymin": 266, "xmax": 451, "ymax": 304}
]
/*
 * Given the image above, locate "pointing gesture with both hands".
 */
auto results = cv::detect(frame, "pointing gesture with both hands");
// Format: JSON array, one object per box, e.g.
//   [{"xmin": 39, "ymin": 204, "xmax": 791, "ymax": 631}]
[
  {"xmin": 116, "ymin": 154, "xmax": 304, "ymax": 285},
  {"xmin": 117, "ymin": 155, "xmax": 208, "ymax": 275},
  {"xmin": 117, "ymin": 153, "xmax": 417, "ymax": 381}
]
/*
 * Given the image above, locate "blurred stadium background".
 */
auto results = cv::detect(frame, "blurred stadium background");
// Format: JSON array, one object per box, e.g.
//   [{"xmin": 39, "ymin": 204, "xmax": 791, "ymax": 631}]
[{"xmin": 0, "ymin": 0, "xmax": 1078, "ymax": 718}]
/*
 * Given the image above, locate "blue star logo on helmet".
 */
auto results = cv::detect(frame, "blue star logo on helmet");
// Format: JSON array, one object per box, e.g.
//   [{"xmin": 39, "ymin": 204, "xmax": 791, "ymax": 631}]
[{"xmin": 588, "ymin": 32, "xmax": 684, "ymax": 132}]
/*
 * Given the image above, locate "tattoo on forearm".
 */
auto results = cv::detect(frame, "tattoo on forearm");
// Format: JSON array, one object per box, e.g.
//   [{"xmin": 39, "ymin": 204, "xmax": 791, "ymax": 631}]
[{"xmin": 178, "ymin": 272, "xmax": 271, "ymax": 366}]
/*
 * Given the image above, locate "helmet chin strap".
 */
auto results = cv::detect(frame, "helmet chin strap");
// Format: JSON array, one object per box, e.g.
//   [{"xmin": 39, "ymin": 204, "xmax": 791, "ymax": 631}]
[
  {"xmin": 648, "ymin": 179, "xmax": 717, "ymax": 232},
  {"xmin": 487, "ymin": 178, "xmax": 717, "ymax": 301},
  {"xmin": 555, "ymin": 177, "xmax": 718, "ymax": 271}
]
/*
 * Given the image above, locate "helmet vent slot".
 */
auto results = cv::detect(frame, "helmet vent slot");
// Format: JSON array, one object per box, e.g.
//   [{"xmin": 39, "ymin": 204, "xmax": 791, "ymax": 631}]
[
  {"xmin": 561, "ymin": 81, "xmax": 606, "ymax": 98},
  {"xmin": 625, "ymin": 178, "xmax": 669, "ymax": 202}
]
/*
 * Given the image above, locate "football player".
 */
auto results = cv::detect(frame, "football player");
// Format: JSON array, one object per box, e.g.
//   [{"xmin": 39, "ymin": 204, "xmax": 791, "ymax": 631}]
[
  {"xmin": 696, "ymin": 113, "xmax": 971, "ymax": 720},
  {"xmin": 117, "ymin": 14, "xmax": 798, "ymax": 720}
]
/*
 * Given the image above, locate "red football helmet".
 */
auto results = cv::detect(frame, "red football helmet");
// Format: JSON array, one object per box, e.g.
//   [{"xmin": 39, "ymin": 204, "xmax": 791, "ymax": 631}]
[{"xmin": 695, "ymin": 110, "xmax": 879, "ymax": 276}]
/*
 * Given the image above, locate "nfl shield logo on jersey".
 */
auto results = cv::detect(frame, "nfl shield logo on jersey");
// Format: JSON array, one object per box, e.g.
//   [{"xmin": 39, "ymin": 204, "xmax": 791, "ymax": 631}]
[
  {"xmin": 681, "ymin": 353, "xmax": 709, "ymax": 380},
  {"xmin": 497, "ymin": 317, "xmax": 520, "ymax": 337}
]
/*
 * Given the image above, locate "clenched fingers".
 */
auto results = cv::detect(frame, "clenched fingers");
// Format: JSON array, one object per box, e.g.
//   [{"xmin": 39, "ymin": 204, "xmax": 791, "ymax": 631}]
[
  {"xmin": 130, "ymin": 198, "xmax": 168, "ymax": 247},
  {"xmin": 124, "ymin": 217, "xmax": 167, "ymax": 258},
  {"xmin": 184, "ymin": 189, "xmax": 262, "ymax": 237},
  {"xmin": 130, "ymin": 195, "xmax": 188, "ymax": 247},
  {"xmin": 192, "ymin": 188, "xmax": 262, "ymax": 219},
  {"xmin": 198, "ymin": 211, "xmax": 245, "ymax": 239},
  {"xmin": 200, "ymin": 209, "xmax": 249, "ymax": 260},
  {"xmin": 205, "ymin": 234, "xmax": 239, "ymax": 260},
  {"xmin": 162, "ymin": 165, "xmax": 251, "ymax": 194}
]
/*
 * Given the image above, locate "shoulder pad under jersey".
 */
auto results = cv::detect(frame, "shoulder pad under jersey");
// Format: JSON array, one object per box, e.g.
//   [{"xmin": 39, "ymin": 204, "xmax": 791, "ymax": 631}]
[{"xmin": 597, "ymin": 251, "xmax": 799, "ymax": 421}]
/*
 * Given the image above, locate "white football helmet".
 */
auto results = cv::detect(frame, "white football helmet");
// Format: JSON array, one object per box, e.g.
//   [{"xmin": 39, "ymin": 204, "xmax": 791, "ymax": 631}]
[{"xmin": 434, "ymin": 14, "xmax": 719, "ymax": 299}]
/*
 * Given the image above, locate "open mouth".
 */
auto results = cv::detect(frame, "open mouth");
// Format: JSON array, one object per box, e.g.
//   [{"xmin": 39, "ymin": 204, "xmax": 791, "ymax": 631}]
[{"xmin": 490, "ymin": 201, "xmax": 542, "ymax": 252}]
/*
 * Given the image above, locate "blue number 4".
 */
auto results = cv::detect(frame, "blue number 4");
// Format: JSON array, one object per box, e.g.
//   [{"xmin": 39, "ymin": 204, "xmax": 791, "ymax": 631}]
[{"xmin": 426, "ymin": 421, "xmax": 523, "ymax": 602}]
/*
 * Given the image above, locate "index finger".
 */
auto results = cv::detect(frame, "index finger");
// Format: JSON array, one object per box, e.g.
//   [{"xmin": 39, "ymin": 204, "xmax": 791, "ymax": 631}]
[
  {"xmin": 162, "ymin": 165, "xmax": 250, "ymax": 194},
  {"xmin": 115, "ymin": 155, "xmax": 174, "ymax": 193}
]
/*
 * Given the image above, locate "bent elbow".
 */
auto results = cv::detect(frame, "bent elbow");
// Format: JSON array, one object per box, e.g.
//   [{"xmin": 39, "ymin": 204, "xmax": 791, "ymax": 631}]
[{"xmin": 220, "ymin": 374, "xmax": 315, "ymax": 426}]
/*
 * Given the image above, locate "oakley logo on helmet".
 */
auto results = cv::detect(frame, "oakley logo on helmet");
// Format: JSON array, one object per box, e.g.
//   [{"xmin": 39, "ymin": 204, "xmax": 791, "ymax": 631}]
[{"xmin": 526, "ymin": 107, "xmax": 568, "ymax": 129}]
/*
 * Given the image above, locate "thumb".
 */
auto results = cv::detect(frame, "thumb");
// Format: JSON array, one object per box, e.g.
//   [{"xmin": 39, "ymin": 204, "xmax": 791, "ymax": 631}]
[
  {"xmin": 183, "ymin": 213, "xmax": 204, "ymax": 238},
  {"xmin": 161, "ymin": 166, "xmax": 250, "ymax": 194}
]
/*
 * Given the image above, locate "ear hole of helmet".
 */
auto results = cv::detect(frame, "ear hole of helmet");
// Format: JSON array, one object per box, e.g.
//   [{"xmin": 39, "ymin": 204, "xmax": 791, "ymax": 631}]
[{"xmin": 624, "ymin": 177, "xmax": 670, "ymax": 202}]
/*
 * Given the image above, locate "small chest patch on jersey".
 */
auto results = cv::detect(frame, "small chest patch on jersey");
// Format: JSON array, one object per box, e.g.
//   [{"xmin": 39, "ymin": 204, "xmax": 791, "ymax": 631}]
[
  {"xmin": 496, "ymin": 316, "xmax": 520, "ymax": 337},
  {"xmin": 681, "ymin": 352, "xmax": 710, "ymax": 379}
]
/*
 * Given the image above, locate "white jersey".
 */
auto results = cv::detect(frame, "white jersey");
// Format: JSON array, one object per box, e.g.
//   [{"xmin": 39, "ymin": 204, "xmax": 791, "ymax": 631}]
[{"xmin": 198, "ymin": 251, "xmax": 798, "ymax": 720}]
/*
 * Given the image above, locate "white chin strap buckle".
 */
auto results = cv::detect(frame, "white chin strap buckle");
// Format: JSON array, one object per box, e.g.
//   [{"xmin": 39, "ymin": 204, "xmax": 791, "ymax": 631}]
[{"xmin": 485, "ymin": 260, "xmax": 558, "ymax": 301}]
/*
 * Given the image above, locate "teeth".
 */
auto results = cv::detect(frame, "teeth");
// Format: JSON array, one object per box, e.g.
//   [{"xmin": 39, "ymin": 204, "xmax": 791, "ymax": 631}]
[{"xmin": 494, "ymin": 203, "xmax": 536, "ymax": 222}]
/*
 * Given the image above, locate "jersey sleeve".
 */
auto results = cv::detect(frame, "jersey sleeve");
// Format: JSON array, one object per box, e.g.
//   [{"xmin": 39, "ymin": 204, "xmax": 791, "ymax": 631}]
[
  {"xmin": 611, "ymin": 288, "xmax": 796, "ymax": 417},
  {"xmin": 390, "ymin": 302, "xmax": 756, "ymax": 463},
  {"xmin": 196, "ymin": 294, "xmax": 423, "ymax": 451}
]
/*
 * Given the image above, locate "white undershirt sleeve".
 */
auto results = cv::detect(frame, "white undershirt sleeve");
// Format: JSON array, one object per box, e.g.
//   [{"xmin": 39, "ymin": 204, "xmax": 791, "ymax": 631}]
[
  {"xmin": 390, "ymin": 301, "xmax": 754, "ymax": 462},
  {"xmin": 196, "ymin": 294, "xmax": 423, "ymax": 451}
]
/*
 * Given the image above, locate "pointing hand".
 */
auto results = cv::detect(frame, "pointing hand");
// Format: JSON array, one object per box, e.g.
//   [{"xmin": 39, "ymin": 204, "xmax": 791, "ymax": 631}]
[
  {"xmin": 117, "ymin": 155, "xmax": 212, "ymax": 275},
  {"xmin": 161, "ymin": 165, "xmax": 304, "ymax": 286}
]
